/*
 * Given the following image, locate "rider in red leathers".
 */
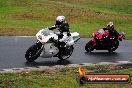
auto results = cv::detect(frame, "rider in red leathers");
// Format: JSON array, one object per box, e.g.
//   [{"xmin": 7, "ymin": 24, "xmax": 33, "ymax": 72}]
[{"xmin": 85, "ymin": 22, "xmax": 125, "ymax": 52}]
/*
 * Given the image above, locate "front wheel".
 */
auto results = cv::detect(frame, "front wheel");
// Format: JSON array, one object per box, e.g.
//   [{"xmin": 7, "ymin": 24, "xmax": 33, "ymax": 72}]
[
  {"xmin": 58, "ymin": 46, "xmax": 74, "ymax": 60},
  {"xmin": 25, "ymin": 43, "xmax": 43, "ymax": 62},
  {"xmin": 85, "ymin": 40, "xmax": 94, "ymax": 52}
]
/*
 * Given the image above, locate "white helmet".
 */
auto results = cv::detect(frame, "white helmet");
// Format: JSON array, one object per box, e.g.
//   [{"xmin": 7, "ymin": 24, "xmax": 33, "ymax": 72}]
[
  {"xmin": 107, "ymin": 21, "xmax": 113, "ymax": 27},
  {"xmin": 56, "ymin": 16, "xmax": 65, "ymax": 23}
]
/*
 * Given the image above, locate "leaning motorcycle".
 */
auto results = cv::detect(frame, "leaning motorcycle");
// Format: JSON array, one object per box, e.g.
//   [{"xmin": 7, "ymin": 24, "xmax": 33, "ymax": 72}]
[
  {"xmin": 85, "ymin": 29, "xmax": 125, "ymax": 53},
  {"xmin": 25, "ymin": 28, "xmax": 80, "ymax": 62}
]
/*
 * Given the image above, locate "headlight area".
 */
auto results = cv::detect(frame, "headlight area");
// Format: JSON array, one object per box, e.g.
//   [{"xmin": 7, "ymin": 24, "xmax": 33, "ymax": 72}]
[{"xmin": 38, "ymin": 35, "xmax": 42, "ymax": 40}]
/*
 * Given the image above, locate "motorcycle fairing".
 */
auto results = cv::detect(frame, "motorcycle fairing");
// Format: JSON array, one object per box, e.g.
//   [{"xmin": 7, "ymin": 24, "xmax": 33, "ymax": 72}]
[{"xmin": 40, "ymin": 43, "xmax": 59, "ymax": 58}]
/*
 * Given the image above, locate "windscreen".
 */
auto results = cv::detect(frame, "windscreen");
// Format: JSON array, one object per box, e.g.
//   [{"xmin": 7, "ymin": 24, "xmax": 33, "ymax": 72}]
[{"xmin": 41, "ymin": 29, "xmax": 53, "ymax": 36}]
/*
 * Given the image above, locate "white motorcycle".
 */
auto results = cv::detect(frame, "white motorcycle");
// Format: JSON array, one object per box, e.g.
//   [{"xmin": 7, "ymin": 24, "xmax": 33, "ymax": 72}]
[{"xmin": 25, "ymin": 28, "xmax": 80, "ymax": 62}]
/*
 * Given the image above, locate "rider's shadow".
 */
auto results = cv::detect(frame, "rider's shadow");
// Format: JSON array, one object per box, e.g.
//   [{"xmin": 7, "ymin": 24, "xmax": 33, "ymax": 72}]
[
  {"xmin": 84, "ymin": 51, "xmax": 120, "ymax": 60},
  {"xmin": 84, "ymin": 51, "xmax": 121, "ymax": 62},
  {"xmin": 25, "ymin": 60, "xmax": 71, "ymax": 67},
  {"xmin": 85, "ymin": 52, "xmax": 118, "ymax": 57}
]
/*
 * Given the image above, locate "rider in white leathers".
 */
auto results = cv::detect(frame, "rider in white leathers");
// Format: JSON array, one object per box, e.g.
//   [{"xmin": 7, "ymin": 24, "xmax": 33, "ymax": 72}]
[{"xmin": 49, "ymin": 16, "xmax": 71, "ymax": 47}]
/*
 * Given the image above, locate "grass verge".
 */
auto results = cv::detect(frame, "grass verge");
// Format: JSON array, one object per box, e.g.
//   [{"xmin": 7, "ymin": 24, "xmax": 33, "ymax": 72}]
[
  {"xmin": 0, "ymin": 0, "xmax": 132, "ymax": 39},
  {"xmin": 0, "ymin": 64, "xmax": 132, "ymax": 88}
]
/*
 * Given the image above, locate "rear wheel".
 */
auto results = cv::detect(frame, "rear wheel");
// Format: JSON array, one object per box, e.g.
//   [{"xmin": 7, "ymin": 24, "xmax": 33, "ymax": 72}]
[
  {"xmin": 108, "ymin": 40, "xmax": 119, "ymax": 53},
  {"xmin": 58, "ymin": 46, "xmax": 74, "ymax": 60},
  {"xmin": 25, "ymin": 43, "xmax": 43, "ymax": 62},
  {"xmin": 85, "ymin": 40, "xmax": 94, "ymax": 52}
]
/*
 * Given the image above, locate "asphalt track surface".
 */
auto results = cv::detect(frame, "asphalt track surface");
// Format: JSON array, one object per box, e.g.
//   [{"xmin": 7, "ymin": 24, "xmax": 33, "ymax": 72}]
[{"xmin": 0, "ymin": 36, "xmax": 132, "ymax": 69}]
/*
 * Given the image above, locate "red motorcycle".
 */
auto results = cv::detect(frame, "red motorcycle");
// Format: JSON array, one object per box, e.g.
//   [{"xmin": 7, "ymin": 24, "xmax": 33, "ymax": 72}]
[{"xmin": 85, "ymin": 29, "xmax": 125, "ymax": 53}]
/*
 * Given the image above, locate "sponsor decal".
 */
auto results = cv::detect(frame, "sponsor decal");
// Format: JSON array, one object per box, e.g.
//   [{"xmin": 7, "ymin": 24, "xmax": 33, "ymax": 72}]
[{"xmin": 77, "ymin": 66, "xmax": 130, "ymax": 84}]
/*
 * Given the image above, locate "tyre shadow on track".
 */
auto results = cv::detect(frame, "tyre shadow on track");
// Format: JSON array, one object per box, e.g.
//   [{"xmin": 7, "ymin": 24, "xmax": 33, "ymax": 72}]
[
  {"xmin": 84, "ymin": 52, "xmax": 121, "ymax": 63},
  {"xmin": 25, "ymin": 60, "xmax": 71, "ymax": 67},
  {"xmin": 84, "ymin": 52, "xmax": 119, "ymax": 57}
]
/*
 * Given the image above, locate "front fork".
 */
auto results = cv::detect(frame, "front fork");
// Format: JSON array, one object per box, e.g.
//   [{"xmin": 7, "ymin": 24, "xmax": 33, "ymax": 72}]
[
  {"xmin": 36, "ymin": 41, "xmax": 44, "ymax": 52},
  {"xmin": 91, "ymin": 38, "xmax": 97, "ymax": 47}
]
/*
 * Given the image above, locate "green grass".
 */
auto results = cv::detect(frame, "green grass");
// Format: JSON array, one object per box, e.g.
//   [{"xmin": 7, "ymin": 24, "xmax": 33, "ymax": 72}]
[
  {"xmin": 0, "ymin": 66, "xmax": 132, "ymax": 88},
  {"xmin": 0, "ymin": 0, "xmax": 132, "ymax": 39}
]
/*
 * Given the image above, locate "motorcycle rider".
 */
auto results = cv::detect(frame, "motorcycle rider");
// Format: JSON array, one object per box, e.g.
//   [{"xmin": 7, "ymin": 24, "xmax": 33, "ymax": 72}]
[
  {"xmin": 106, "ymin": 22, "xmax": 119, "ymax": 39},
  {"xmin": 49, "ymin": 16, "xmax": 71, "ymax": 47},
  {"xmin": 93, "ymin": 22, "xmax": 119, "ymax": 46}
]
